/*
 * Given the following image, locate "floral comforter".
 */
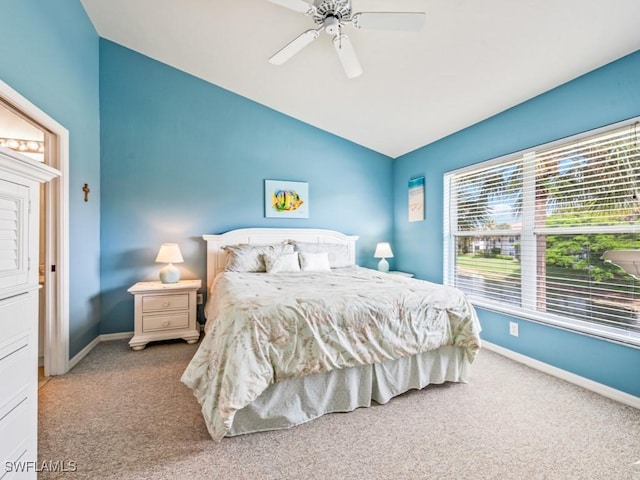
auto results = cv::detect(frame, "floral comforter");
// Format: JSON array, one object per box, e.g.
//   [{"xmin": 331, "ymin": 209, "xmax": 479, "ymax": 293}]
[{"xmin": 181, "ymin": 266, "xmax": 481, "ymax": 441}]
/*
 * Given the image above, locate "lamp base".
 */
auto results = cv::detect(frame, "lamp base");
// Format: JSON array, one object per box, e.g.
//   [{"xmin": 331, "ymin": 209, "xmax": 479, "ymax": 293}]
[
  {"xmin": 377, "ymin": 258, "xmax": 389, "ymax": 273},
  {"xmin": 159, "ymin": 263, "xmax": 181, "ymax": 283}
]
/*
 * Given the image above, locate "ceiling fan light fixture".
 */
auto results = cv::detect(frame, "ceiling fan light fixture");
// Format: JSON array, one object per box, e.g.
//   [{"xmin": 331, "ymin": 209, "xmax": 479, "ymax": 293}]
[
  {"xmin": 267, "ymin": 0, "xmax": 425, "ymax": 78},
  {"xmin": 323, "ymin": 15, "xmax": 340, "ymax": 35}
]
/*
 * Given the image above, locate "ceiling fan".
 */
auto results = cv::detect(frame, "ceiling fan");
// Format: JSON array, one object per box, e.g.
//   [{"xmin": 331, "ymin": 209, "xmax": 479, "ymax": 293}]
[{"xmin": 267, "ymin": 0, "xmax": 425, "ymax": 79}]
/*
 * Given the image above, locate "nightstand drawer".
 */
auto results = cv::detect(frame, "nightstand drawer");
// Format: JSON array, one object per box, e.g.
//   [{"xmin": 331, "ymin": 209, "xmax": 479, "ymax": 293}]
[
  {"xmin": 142, "ymin": 313, "xmax": 189, "ymax": 332},
  {"xmin": 142, "ymin": 293, "xmax": 189, "ymax": 313}
]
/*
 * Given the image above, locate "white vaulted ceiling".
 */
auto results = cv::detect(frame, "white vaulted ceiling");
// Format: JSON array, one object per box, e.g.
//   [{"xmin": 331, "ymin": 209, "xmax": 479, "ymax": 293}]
[{"xmin": 80, "ymin": 0, "xmax": 640, "ymax": 158}]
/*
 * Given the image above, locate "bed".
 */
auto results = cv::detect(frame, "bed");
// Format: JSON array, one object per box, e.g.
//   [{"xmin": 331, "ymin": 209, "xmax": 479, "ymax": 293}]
[{"xmin": 181, "ymin": 228, "xmax": 481, "ymax": 441}]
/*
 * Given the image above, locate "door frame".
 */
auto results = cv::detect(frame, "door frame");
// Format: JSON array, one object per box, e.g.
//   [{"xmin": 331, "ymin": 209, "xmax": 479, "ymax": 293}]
[{"xmin": 0, "ymin": 79, "xmax": 69, "ymax": 375}]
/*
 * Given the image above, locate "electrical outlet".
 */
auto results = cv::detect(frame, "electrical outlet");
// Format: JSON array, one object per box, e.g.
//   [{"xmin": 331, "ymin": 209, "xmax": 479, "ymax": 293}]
[
  {"xmin": 509, "ymin": 321, "xmax": 519, "ymax": 337},
  {"xmin": 197, "ymin": 293, "xmax": 203, "ymax": 305}
]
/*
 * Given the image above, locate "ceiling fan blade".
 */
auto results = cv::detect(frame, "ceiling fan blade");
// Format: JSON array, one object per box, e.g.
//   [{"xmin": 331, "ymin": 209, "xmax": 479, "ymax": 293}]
[
  {"xmin": 267, "ymin": 0, "xmax": 315, "ymax": 15},
  {"xmin": 269, "ymin": 29, "xmax": 321, "ymax": 65},
  {"xmin": 351, "ymin": 12, "xmax": 426, "ymax": 31},
  {"xmin": 332, "ymin": 34, "xmax": 363, "ymax": 79}
]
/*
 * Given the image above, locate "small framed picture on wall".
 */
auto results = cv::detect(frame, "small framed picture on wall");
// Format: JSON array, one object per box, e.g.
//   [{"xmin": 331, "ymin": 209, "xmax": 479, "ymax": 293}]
[
  {"xmin": 408, "ymin": 176, "xmax": 425, "ymax": 222},
  {"xmin": 265, "ymin": 179, "xmax": 309, "ymax": 218}
]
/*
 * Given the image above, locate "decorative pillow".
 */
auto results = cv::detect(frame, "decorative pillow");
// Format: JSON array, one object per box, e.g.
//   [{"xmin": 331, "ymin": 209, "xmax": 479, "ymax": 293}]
[
  {"xmin": 293, "ymin": 242, "xmax": 351, "ymax": 268},
  {"xmin": 223, "ymin": 243, "xmax": 294, "ymax": 272},
  {"xmin": 263, "ymin": 252, "xmax": 301, "ymax": 273},
  {"xmin": 299, "ymin": 252, "xmax": 331, "ymax": 272}
]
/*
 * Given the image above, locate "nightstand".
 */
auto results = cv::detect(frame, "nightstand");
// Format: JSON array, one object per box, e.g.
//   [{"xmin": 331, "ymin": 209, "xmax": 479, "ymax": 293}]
[
  {"xmin": 128, "ymin": 279, "xmax": 201, "ymax": 350},
  {"xmin": 389, "ymin": 271, "xmax": 414, "ymax": 278}
]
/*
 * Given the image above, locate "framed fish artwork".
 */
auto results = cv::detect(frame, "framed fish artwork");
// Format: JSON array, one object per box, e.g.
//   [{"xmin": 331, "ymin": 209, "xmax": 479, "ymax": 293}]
[{"xmin": 265, "ymin": 180, "xmax": 309, "ymax": 218}]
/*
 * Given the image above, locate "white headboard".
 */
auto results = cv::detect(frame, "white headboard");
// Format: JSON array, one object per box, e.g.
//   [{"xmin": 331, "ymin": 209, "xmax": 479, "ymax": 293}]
[{"xmin": 202, "ymin": 228, "xmax": 359, "ymax": 290}]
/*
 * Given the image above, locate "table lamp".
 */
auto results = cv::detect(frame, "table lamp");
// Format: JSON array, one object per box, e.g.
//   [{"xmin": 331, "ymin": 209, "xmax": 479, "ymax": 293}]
[
  {"xmin": 155, "ymin": 243, "xmax": 184, "ymax": 283},
  {"xmin": 374, "ymin": 242, "xmax": 394, "ymax": 273}
]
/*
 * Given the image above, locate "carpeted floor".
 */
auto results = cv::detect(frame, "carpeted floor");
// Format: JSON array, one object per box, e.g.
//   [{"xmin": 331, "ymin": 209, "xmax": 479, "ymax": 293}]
[{"xmin": 38, "ymin": 339, "xmax": 640, "ymax": 480}]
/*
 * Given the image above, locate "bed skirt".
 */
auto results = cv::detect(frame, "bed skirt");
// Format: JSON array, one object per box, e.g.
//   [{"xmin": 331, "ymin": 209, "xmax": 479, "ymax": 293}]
[{"xmin": 228, "ymin": 345, "xmax": 470, "ymax": 436}]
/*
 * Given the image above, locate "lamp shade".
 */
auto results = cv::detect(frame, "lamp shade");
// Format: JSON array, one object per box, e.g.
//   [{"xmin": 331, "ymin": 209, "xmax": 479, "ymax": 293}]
[
  {"xmin": 374, "ymin": 242, "xmax": 394, "ymax": 259},
  {"xmin": 155, "ymin": 243, "xmax": 184, "ymax": 264}
]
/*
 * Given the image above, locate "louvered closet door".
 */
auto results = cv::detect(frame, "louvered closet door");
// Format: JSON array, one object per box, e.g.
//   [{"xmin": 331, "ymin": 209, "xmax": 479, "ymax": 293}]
[{"xmin": 0, "ymin": 178, "xmax": 29, "ymax": 291}]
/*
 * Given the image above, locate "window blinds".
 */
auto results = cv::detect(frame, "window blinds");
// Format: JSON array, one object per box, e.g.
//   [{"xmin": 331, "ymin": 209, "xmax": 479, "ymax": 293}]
[
  {"xmin": 445, "ymin": 120, "xmax": 640, "ymax": 344},
  {"xmin": 535, "ymin": 123, "xmax": 640, "ymax": 230}
]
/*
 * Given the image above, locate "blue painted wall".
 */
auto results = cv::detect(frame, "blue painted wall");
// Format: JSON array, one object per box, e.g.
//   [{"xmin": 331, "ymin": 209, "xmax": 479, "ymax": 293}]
[
  {"xmin": 0, "ymin": 0, "xmax": 101, "ymax": 357},
  {"xmin": 99, "ymin": 40, "xmax": 394, "ymax": 334},
  {"xmin": 2, "ymin": 0, "xmax": 637, "ymax": 397},
  {"xmin": 393, "ymin": 50, "xmax": 640, "ymax": 397}
]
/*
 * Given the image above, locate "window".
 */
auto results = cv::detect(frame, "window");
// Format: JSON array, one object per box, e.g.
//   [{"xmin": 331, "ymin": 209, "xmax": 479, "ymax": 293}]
[{"xmin": 444, "ymin": 119, "xmax": 640, "ymax": 346}]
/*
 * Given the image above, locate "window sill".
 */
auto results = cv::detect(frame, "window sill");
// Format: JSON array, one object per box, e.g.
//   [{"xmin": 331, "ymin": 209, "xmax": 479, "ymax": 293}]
[{"xmin": 468, "ymin": 296, "xmax": 640, "ymax": 350}]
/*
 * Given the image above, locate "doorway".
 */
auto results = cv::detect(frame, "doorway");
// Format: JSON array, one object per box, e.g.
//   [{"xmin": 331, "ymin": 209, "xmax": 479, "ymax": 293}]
[
  {"xmin": 0, "ymin": 79, "xmax": 70, "ymax": 375},
  {"xmin": 0, "ymin": 101, "xmax": 47, "ymax": 371}
]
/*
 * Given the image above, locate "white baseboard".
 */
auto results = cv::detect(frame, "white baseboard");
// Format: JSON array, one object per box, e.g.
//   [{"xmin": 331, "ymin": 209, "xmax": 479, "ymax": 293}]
[
  {"xmin": 67, "ymin": 332, "xmax": 133, "ymax": 371},
  {"xmin": 100, "ymin": 331, "xmax": 134, "ymax": 342},
  {"xmin": 68, "ymin": 335, "xmax": 101, "ymax": 370},
  {"xmin": 482, "ymin": 341, "xmax": 640, "ymax": 410}
]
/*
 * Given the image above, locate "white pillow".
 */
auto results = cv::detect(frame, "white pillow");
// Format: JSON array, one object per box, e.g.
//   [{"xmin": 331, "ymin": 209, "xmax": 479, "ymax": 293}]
[
  {"xmin": 264, "ymin": 252, "xmax": 301, "ymax": 273},
  {"xmin": 292, "ymin": 242, "xmax": 351, "ymax": 268},
  {"xmin": 299, "ymin": 252, "xmax": 331, "ymax": 272}
]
